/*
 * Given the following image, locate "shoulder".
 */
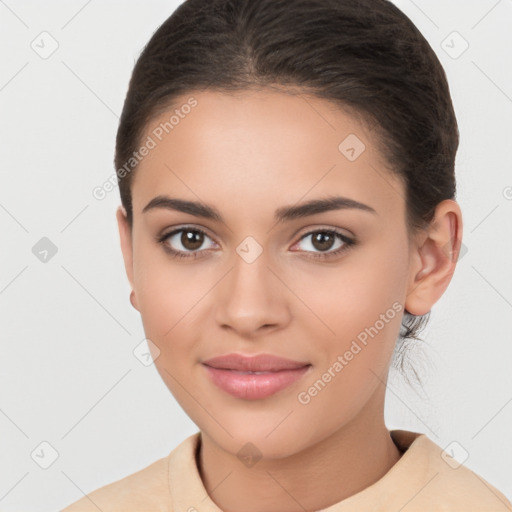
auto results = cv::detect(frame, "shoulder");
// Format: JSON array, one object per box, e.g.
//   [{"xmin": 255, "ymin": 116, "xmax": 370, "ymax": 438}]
[
  {"xmin": 401, "ymin": 433, "xmax": 512, "ymax": 511},
  {"xmin": 430, "ymin": 456, "xmax": 512, "ymax": 510},
  {"xmin": 60, "ymin": 454, "xmax": 172, "ymax": 512}
]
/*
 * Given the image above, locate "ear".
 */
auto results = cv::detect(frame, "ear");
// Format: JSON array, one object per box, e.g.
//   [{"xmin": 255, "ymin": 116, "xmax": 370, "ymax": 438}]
[
  {"xmin": 405, "ymin": 199, "xmax": 463, "ymax": 316},
  {"xmin": 116, "ymin": 205, "xmax": 139, "ymax": 311}
]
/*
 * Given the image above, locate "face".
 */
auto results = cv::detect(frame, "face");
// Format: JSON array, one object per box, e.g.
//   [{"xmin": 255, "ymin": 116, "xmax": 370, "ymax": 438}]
[{"xmin": 118, "ymin": 88, "xmax": 422, "ymax": 458}]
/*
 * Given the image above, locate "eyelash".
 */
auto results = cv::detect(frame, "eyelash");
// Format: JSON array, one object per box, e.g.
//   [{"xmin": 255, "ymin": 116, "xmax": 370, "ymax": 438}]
[{"xmin": 157, "ymin": 226, "xmax": 356, "ymax": 261}]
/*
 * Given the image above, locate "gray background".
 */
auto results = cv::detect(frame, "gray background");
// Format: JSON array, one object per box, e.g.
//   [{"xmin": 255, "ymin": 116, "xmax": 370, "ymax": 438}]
[{"xmin": 0, "ymin": 0, "xmax": 511, "ymax": 510}]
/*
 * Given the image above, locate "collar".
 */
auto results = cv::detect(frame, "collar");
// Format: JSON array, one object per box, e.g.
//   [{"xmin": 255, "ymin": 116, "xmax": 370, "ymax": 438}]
[{"xmin": 167, "ymin": 429, "xmax": 431, "ymax": 511}]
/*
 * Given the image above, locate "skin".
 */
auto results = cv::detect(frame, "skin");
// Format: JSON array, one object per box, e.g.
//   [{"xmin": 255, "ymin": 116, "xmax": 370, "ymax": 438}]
[{"xmin": 117, "ymin": 88, "xmax": 463, "ymax": 512}]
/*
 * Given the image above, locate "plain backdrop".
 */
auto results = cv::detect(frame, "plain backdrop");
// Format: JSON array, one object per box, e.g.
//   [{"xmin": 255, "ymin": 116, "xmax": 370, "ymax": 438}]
[{"xmin": 0, "ymin": 1, "xmax": 511, "ymax": 510}]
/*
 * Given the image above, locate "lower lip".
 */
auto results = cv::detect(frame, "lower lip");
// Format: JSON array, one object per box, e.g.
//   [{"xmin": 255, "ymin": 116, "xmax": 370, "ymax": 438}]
[{"xmin": 203, "ymin": 364, "xmax": 311, "ymax": 400}]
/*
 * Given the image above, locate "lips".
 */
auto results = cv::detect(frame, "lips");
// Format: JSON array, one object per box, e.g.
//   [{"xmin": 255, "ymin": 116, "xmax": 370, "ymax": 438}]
[
  {"xmin": 202, "ymin": 353, "xmax": 312, "ymax": 400},
  {"xmin": 202, "ymin": 353, "xmax": 310, "ymax": 372}
]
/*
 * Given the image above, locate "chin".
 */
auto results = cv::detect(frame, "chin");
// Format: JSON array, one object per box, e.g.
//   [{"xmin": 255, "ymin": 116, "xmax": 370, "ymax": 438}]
[{"xmin": 201, "ymin": 414, "xmax": 313, "ymax": 461}]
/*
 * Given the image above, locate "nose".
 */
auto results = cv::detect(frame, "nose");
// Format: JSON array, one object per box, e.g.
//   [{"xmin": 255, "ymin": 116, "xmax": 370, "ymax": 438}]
[{"xmin": 214, "ymin": 248, "xmax": 291, "ymax": 339}]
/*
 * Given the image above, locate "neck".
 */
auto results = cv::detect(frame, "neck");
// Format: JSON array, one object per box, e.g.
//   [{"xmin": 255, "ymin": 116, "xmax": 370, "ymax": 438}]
[{"xmin": 196, "ymin": 387, "xmax": 402, "ymax": 512}]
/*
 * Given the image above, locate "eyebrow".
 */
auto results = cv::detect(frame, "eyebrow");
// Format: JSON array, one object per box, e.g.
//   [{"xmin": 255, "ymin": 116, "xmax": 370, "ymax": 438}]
[{"xmin": 142, "ymin": 195, "xmax": 377, "ymax": 223}]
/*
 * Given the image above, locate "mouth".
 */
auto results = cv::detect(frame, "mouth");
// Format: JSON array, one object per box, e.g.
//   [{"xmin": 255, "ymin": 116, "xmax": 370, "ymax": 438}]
[
  {"xmin": 201, "ymin": 353, "xmax": 312, "ymax": 400},
  {"xmin": 202, "ymin": 353, "xmax": 310, "ymax": 372}
]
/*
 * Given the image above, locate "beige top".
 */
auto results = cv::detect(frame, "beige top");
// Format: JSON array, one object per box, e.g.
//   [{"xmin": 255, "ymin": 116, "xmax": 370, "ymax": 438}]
[{"xmin": 61, "ymin": 429, "xmax": 512, "ymax": 511}]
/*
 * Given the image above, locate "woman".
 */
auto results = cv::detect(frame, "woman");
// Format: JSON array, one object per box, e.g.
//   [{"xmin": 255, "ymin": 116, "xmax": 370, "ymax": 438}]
[{"xmin": 62, "ymin": 0, "xmax": 512, "ymax": 510}]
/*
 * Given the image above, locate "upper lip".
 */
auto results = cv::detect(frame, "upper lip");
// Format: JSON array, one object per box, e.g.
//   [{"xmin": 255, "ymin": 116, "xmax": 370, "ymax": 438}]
[{"xmin": 202, "ymin": 353, "xmax": 310, "ymax": 372}]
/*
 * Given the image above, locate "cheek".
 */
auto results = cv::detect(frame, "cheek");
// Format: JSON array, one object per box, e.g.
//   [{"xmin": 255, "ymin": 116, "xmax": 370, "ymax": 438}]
[
  {"xmin": 291, "ymin": 236, "xmax": 409, "ymax": 394},
  {"xmin": 132, "ymin": 240, "xmax": 208, "ymax": 337},
  {"xmin": 133, "ymin": 256, "xmax": 223, "ymax": 396},
  {"xmin": 291, "ymin": 242, "xmax": 408, "ymax": 341},
  {"xmin": 134, "ymin": 258, "xmax": 203, "ymax": 398},
  {"xmin": 294, "ymin": 285, "xmax": 406, "ymax": 443}
]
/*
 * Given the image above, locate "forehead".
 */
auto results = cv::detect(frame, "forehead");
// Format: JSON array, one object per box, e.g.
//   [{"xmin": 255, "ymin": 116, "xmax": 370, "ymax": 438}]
[{"xmin": 132, "ymin": 88, "xmax": 405, "ymax": 223}]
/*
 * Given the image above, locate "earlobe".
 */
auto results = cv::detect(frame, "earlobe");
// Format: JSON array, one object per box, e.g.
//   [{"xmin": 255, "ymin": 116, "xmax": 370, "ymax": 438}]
[
  {"xmin": 405, "ymin": 200, "xmax": 463, "ymax": 316},
  {"xmin": 129, "ymin": 289, "xmax": 138, "ymax": 310},
  {"xmin": 116, "ymin": 206, "xmax": 137, "ymax": 309}
]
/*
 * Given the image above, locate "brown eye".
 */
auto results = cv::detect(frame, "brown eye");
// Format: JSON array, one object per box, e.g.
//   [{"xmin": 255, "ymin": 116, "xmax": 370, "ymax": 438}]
[
  {"xmin": 180, "ymin": 229, "xmax": 204, "ymax": 251},
  {"xmin": 159, "ymin": 227, "xmax": 216, "ymax": 258},
  {"xmin": 311, "ymin": 232, "xmax": 336, "ymax": 252},
  {"xmin": 292, "ymin": 229, "xmax": 356, "ymax": 260}
]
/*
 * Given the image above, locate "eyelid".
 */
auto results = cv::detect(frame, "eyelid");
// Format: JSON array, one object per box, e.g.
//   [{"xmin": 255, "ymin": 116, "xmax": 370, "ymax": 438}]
[
  {"xmin": 158, "ymin": 224, "xmax": 353, "ymax": 245},
  {"xmin": 158, "ymin": 224, "xmax": 217, "ymax": 243},
  {"xmin": 157, "ymin": 224, "xmax": 356, "ymax": 259},
  {"xmin": 294, "ymin": 224, "xmax": 354, "ymax": 241},
  {"xmin": 290, "ymin": 227, "xmax": 355, "ymax": 255}
]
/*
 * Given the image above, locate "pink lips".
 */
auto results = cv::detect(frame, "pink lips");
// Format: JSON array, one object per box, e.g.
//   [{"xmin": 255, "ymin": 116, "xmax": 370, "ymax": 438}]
[{"xmin": 202, "ymin": 353, "xmax": 311, "ymax": 400}]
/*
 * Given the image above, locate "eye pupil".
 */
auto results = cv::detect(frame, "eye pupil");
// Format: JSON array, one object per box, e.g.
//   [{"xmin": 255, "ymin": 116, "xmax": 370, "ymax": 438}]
[
  {"xmin": 182, "ymin": 230, "xmax": 204, "ymax": 250},
  {"xmin": 312, "ymin": 232, "xmax": 335, "ymax": 251}
]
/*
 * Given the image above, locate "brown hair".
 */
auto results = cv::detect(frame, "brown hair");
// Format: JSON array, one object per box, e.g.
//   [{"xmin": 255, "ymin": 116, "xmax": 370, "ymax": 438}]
[{"xmin": 114, "ymin": 0, "xmax": 459, "ymax": 385}]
